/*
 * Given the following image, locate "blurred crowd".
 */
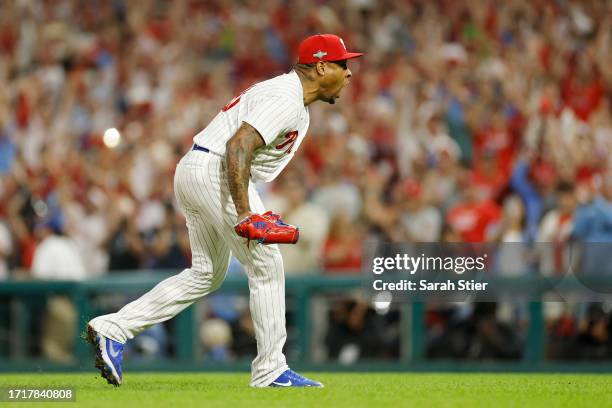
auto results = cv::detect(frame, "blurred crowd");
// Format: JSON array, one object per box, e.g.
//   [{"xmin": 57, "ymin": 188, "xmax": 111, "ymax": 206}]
[{"xmin": 1, "ymin": 0, "xmax": 611, "ymax": 362}]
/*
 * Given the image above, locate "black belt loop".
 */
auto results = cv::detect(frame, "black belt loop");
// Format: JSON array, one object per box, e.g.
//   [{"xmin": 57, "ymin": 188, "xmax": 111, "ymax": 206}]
[{"xmin": 192, "ymin": 144, "xmax": 210, "ymax": 153}]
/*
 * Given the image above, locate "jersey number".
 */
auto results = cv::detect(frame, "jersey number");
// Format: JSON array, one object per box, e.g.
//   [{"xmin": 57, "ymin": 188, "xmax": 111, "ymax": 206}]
[{"xmin": 275, "ymin": 131, "xmax": 298, "ymax": 154}]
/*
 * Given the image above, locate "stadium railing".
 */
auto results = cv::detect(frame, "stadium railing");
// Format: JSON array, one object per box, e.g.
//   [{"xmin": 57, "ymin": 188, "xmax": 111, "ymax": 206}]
[{"xmin": 1, "ymin": 272, "xmax": 611, "ymax": 372}]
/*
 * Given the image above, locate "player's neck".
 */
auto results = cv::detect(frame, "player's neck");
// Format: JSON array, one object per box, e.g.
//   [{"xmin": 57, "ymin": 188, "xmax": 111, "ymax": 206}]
[{"xmin": 295, "ymin": 69, "xmax": 319, "ymax": 106}]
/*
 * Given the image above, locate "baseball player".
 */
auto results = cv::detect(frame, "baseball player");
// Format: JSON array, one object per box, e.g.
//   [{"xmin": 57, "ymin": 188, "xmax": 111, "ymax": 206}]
[{"xmin": 85, "ymin": 34, "xmax": 362, "ymax": 388}]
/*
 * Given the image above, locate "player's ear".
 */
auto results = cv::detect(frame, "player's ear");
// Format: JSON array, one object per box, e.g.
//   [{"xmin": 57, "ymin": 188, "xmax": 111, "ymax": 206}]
[{"xmin": 315, "ymin": 61, "xmax": 326, "ymax": 76}]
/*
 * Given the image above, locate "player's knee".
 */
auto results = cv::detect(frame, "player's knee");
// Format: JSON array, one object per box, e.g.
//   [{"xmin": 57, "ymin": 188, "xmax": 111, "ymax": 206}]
[
  {"xmin": 186, "ymin": 266, "xmax": 226, "ymax": 293},
  {"xmin": 249, "ymin": 251, "xmax": 284, "ymax": 278},
  {"xmin": 256, "ymin": 245, "xmax": 283, "ymax": 263},
  {"xmin": 208, "ymin": 270, "xmax": 226, "ymax": 292}
]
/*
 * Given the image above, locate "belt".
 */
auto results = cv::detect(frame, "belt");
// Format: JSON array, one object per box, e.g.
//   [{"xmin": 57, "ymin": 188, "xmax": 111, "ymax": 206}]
[{"xmin": 192, "ymin": 144, "xmax": 210, "ymax": 153}]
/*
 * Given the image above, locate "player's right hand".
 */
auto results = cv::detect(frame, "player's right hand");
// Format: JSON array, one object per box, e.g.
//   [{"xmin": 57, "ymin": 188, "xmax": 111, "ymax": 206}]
[{"xmin": 234, "ymin": 211, "xmax": 299, "ymax": 245}]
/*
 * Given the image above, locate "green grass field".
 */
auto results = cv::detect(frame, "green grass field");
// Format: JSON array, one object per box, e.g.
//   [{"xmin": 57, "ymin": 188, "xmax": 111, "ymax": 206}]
[{"xmin": 1, "ymin": 372, "xmax": 611, "ymax": 407}]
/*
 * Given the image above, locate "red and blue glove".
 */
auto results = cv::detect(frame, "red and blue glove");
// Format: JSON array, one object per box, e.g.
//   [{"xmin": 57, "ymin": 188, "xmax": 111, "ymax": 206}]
[{"xmin": 234, "ymin": 211, "xmax": 299, "ymax": 246}]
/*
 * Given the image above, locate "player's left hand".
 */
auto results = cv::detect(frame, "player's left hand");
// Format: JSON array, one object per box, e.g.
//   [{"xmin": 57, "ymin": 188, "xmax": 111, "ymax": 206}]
[{"xmin": 234, "ymin": 211, "xmax": 299, "ymax": 245}]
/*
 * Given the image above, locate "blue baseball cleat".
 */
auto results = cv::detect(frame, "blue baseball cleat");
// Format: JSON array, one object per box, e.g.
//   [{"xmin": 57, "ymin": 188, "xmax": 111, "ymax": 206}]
[
  {"xmin": 85, "ymin": 325, "xmax": 124, "ymax": 386},
  {"xmin": 269, "ymin": 369, "xmax": 324, "ymax": 387}
]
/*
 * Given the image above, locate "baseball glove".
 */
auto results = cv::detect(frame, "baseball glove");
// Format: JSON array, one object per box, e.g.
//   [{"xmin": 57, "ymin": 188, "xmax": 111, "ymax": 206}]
[{"xmin": 234, "ymin": 211, "xmax": 299, "ymax": 246}]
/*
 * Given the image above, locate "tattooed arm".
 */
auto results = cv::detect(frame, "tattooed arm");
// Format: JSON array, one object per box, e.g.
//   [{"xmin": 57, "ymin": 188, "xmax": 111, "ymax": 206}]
[{"xmin": 226, "ymin": 122, "xmax": 265, "ymax": 222}]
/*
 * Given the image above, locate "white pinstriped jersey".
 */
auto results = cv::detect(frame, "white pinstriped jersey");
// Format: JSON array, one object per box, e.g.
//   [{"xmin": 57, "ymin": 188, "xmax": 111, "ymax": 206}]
[{"xmin": 193, "ymin": 71, "xmax": 310, "ymax": 182}]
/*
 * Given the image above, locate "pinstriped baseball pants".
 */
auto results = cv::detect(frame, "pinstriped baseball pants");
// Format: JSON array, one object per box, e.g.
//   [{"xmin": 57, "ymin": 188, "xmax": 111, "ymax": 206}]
[{"xmin": 89, "ymin": 149, "xmax": 288, "ymax": 387}]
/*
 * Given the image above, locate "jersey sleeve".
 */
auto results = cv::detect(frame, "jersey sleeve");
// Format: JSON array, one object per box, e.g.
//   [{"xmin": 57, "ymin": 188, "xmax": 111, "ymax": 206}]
[{"xmin": 242, "ymin": 97, "xmax": 299, "ymax": 145}]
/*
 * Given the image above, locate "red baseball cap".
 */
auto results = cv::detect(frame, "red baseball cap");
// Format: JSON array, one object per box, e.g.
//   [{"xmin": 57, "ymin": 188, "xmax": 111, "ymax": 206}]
[{"xmin": 297, "ymin": 34, "xmax": 363, "ymax": 64}]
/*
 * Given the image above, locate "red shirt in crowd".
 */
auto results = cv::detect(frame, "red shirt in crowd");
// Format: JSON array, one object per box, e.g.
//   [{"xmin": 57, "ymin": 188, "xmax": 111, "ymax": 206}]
[
  {"xmin": 473, "ymin": 125, "xmax": 517, "ymax": 178},
  {"xmin": 446, "ymin": 200, "xmax": 502, "ymax": 242},
  {"xmin": 323, "ymin": 237, "xmax": 362, "ymax": 274},
  {"xmin": 561, "ymin": 75, "xmax": 604, "ymax": 121}
]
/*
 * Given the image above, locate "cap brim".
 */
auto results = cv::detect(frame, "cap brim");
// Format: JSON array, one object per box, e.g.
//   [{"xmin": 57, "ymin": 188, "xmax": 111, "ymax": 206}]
[
  {"xmin": 345, "ymin": 52, "xmax": 363, "ymax": 60},
  {"xmin": 329, "ymin": 52, "xmax": 363, "ymax": 62}
]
